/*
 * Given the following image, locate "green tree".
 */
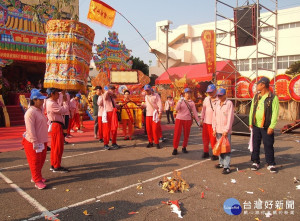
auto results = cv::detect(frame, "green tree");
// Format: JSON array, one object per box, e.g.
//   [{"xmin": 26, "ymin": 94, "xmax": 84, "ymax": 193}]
[
  {"xmin": 128, "ymin": 56, "xmax": 149, "ymax": 76},
  {"xmin": 286, "ymin": 61, "xmax": 300, "ymax": 75}
]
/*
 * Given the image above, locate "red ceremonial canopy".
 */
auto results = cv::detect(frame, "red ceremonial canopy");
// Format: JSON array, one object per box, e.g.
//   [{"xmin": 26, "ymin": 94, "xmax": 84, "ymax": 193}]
[{"xmin": 155, "ymin": 60, "xmax": 238, "ymax": 85}]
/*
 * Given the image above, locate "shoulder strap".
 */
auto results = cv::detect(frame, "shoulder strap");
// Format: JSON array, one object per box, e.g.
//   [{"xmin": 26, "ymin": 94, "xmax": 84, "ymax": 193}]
[
  {"xmin": 109, "ymin": 95, "xmax": 115, "ymax": 108},
  {"xmin": 209, "ymin": 98, "xmax": 214, "ymax": 111},
  {"xmin": 146, "ymin": 95, "xmax": 157, "ymax": 111}
]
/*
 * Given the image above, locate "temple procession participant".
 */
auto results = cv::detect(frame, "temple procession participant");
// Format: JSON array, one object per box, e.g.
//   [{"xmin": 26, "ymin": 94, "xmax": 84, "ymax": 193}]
[
  {"xmin": 143, "ymin": 84, "xmax": 163, "ymax": 149},
  {"xmin": 58, "ymin": 90, "xmax": 71, "ymax": 144},
  {"xmin": 70, "ymin": 93, "xmax": 83, "ymax": 133},
  {"xmin": 102, "ymin": 85, "xmax": 120, "ymax": 150},
  {"xmin": 200, "ymin": 84, "xmax": 218, "ymax": 160},
  {"xmin": 46, "ymin": 88, "xmax": 70, "ymax": 173},
  {"xmin": 23, "ymin": 89, "xmax": 48, "ymax": 189},
  {"xmin": 97, "ymin": 89, "xmax": 104, "ymax": 143},
  {"xmin": 164, "ymin": 95, "xmax": 175, "ymax": 124},
  {"xmin": 93, "ymin": 86, "xmax": 102, "ymax": 139},
  {"xmin": 249, "ymin": 77, "xmax": 279, "ymax": 173},
  {"xmin": 120, "ymin": 90, "xmax": 136, "ymax": 140},
  {"xmin": 212, "ymin": 88, "xmax": 234, "ymax": 175},
  {"xmin": 172, "ymin": 88, "xmax": 200, "ymax": 155}
]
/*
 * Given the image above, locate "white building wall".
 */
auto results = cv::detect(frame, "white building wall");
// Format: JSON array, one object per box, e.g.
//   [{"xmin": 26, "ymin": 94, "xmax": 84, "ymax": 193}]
[{"xmin": 149, "ymin": 6, "xmax": 300, "ymax": 79}]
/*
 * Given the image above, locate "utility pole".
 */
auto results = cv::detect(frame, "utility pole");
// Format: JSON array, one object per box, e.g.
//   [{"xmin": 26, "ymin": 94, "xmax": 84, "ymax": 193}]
[{"xmin": 159, "ymin": 20, "xmax": 172, "ymax": 70}]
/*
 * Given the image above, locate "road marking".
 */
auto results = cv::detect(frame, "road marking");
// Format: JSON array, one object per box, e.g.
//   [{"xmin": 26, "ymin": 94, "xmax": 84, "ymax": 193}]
[
  {"xmin": 0, "ymin": 172, "xmax": 55, "ymax": 220},
  {"xmin": 29, "ymin": 158, "xmax": 211, "ymax": 220}
]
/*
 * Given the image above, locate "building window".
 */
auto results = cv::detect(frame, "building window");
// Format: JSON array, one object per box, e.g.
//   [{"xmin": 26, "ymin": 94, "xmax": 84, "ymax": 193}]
[
  {"xmin": 236, "ymin": 59, "xmax": 249, "ymax": 71},
  {"xmin": 261, "ymin": 26, "xmax": 273, "ymax": 32},
  {"xmin": 278, "ymin": 55, "xmax": 300, "ymax": 69},
  {"xmin": 216, "ymin": 33, "xmax": 227, "ymax": 38},
  {"xmin": 252, "ymin": 57, "xmax": 273, "ymax": 70},
  {"xmin": 278, "ymin": 22, "xmax": 300, "ymax": 30}
]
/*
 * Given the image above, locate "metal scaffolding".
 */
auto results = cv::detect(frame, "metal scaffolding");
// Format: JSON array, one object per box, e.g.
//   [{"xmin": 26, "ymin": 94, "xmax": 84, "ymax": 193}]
[{"xmin": 214, "ymin": 0, "xmax": 278, "ymax": 131}]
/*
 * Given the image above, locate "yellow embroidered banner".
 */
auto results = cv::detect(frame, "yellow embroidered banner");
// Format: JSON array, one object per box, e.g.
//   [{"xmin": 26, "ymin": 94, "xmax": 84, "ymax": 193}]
[
  {"xmin": 87, "ymin": 0, "xmax": 116, "ymax": 28},
  {"xmin": 201, "ymin": 30, "xmax": 216, "ymax": 74}
]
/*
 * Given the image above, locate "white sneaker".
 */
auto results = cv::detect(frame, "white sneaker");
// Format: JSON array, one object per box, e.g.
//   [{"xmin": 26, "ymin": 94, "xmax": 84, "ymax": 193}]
[
  {"xmin": 77, "ymin": 130, "xmax": 84, "ymax": 133},
  {"xmin": 267, "ymin": 165, "xmax": 277, "ymax": 173},
  {"xmin": 251, "ymin": 163, "xmax": 260, "ymax": 171},
  {"xmin": 70, "ymin": 129, "xmax": 74, "ymax": 133}
]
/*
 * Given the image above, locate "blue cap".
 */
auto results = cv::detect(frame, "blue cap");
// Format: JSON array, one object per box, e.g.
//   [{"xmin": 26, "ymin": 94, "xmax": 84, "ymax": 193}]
[
  {"xmin": 104, "ymin": 86, "xmax": 109, "ymax": 91},
  {"xmin": 184, "ymin": 88, "xmax": 191, "ymax": 93},
  {"xmin": 76, "ymin": 93, "xmax": 81, "ymax": 99},
  {"xmin": 256, "ymin": 77, "xmax": 270, "ymax": 87},
  {"xmin": 144, "ymin": 84, "xmax": 151, "ymax": 91},
  {"xmin": 206, "ymin": 84, "xmax": 216, "ymax": 93},
  {"xmin": 30, "ymin": 89, "xmax": 47, "ymax": 100},
  {"xmin": 46, "ymin": 88, "xmax": 59, "ymax": 95},
  {"xmin": 216, "ymin": 88, "xmax": 226, "ymax": 96}
]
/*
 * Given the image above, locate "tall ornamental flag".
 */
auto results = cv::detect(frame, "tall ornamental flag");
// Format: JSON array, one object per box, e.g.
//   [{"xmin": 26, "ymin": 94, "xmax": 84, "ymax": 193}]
[
  {"xmin": 88, "ymin": 0, "xmax": 116, "ymax": 28},
  {"xmin": 201, "ymin": 30, "xmax": 216, "ymax": 74}
]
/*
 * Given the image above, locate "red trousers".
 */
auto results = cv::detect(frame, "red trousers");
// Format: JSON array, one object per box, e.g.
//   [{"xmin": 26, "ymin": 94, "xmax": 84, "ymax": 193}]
[
  {"xmin": 173, "ymin": 119, "xmax": 192, "ymax": 149},
  {"xmin": 122, "ymin": 119, "xmax": 133, "ymax": 137},
  {"xmin": 146, "ymin": 116, "xmax": 160, "ymax": 144},
  {"xmin": 71, "ymin": 113, "xmax": 80, "ymax": 131},
  {"xmin": 23, "ymin": 138, "xmax": 47, "ymax": 183},
  {"xmin": 98, "ymin": 116, "xmax": 103, "ymax": 139},
  {"xmin": 158, "ymin": 122, "xmax": 163, "ymax": 138},
  {"xmin": 67, "ymin": 117, "xmax": 72, "ymax": 135},
  {"xmin": 51, "ymin": 122, "xmax": 64, "ymax": 168},
  {"xmin": 202, "ymin": 123, "xmax": 217, "ymax": 153},
  {"xmin": 103, "ymin": 111, "xmax": 117, "ymax": 145}
]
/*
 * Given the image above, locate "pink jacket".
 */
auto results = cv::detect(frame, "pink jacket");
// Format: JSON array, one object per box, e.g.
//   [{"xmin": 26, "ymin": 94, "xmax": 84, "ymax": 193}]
[
  {"xmin": 103, "ymin": 91, "xmax": 117, "ymax": 113},
  {"xmin": 200, "ymin": 96, "xmax": 218, "ymax": 125},
  {"xmin": 212, "ymin": 99, "xmax": 234, "ymax": 134},
  {"xmin": 46, "ymin": 98, "xmax": 69, "ymax": 124},
  {"xmin": 97, "ymin": 95, "xmax": 104, "ymax": 117},
  {"xmin": 24, "ymin": 106, "xmax": 48, "ymax": 145},
  {"xmin": 164, "ymin": 100, "xmax": 174, "ymax": 111},
  {"xmin": 69, "ymin": 98, "xmax": 78, "ymax": 117},
  {"xmin": 58, "ymin": 92, "xmax": 70, "ymax": 115},
  {"xmin": 175, "ymin": 99, "xmax": 199, "ymax": 121},
  {"xmin": 144, "ymin": 93, "xmax": 162, "ymax": 116}
]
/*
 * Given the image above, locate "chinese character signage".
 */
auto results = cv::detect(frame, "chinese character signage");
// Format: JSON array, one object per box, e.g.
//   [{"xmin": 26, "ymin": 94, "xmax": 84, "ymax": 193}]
[
  {"xmin": 236, "ymin": 77, "xmax": 251, "ymax": 98},
  {"xmin": 289, "ymin": 74, "xmax": 300, "ymax": 101},
  {"xmin": 274, "ymin": 74, "xmax": 291, "ymax": 102},
  {"xmin": 201, "ymin": 30, "xmax": 216, "ymax": 74},
  {"xmin": 87, "ymin": 0, "xmax": 116, "ymax": 28}
]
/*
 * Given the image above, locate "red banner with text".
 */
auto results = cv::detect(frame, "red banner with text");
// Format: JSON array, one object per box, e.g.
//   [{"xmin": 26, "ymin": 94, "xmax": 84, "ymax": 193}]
[{"xmin": 201, "ymin": 30, "xmax": 216, "ymax": 74}]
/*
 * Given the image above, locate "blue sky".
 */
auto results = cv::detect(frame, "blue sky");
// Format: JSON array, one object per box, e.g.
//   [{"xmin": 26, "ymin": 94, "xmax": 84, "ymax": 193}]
[{"xmin": 79, "ymin": 0, "xmax": 300, "ymax": 66}]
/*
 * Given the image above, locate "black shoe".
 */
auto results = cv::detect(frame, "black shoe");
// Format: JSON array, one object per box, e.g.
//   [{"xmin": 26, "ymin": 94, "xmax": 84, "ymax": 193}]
[
  {"xmin": 156, "ymin": 144, "xmax": 162, "ymax": 149},
  {"xmin": 182, "ymin": 147, "xmax": 188, "ymax": 153},
  {"xmin": 50, "ymin": 166, "xmax": 54, "ymax": 171},
  {"xmin": 167, "ymin": 122, "xmax": 170, "ymax": 124},
  {"xmin": 211, "ymin": 155, "xmax": 219, "ymax": 161},
  {"xmin": 47, "ymin": 146, "xmax": 51, "ymax": 151},
  {"xmin": 52, "ymin": 167, "xmax": 69, "ymax": 173},
  {"xmin": 146, "ymin": 143, "xmax": 153, "ymax": 148},
  {"xmin": 104, "ymin": 145, "xmax": 110, "ymax": 150},
  {"xmin": 172, "ymin": 149, "xmax": 178, "ymax": 155},
  {"xmin": 99, "ymin": 139, "xmax": 104, "ymax": 143},
  {"xmin": 222, "ymin": 168, "xmax": 231, "ymax": 174},
  {"xmin": 202, "ymin": 152, "xmax": 209, "ymax": 159},
  {"xmin": 215, "ymin": 164, "xmax": 223, "ymax": 169},
  {"xmin": 64, "ymin": 141, "xmax": 69, "ymax": 145},
  {"xmin": 111, "ymin": 143, "xmax": 120, "ymax": 150}
]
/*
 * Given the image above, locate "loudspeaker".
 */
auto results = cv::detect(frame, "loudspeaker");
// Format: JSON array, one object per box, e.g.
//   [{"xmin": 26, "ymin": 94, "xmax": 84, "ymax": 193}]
[
  {"xmin": 234, "ymin": 4, "xmax": 260, "ymax": 47},
  {"xmin": 232, "ymin": 114, "xmax": 250, "ymax": 134}
]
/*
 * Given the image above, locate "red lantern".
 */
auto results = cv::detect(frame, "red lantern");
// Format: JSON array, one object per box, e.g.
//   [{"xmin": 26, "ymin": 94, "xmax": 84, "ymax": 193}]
[
  {"xmin": 184, "ymin": 83, "xmax": 188, "ymax": 88},
  {"xmin": 170, "ymin": 84, "xmax": 174, "ymax": 89}
]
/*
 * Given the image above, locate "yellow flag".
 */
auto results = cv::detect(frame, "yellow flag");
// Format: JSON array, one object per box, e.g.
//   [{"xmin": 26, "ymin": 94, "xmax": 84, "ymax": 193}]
[{"xmin": 87, "ymin": 0, "xmax": 116, "ymax": 28}]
